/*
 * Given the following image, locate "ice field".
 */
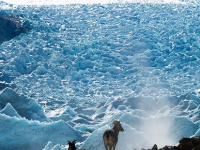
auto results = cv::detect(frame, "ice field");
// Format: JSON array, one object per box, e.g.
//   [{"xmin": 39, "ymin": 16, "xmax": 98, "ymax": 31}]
[{"xmin": 1, "ymin": 0, "xmax": 200, "ymax": 149}]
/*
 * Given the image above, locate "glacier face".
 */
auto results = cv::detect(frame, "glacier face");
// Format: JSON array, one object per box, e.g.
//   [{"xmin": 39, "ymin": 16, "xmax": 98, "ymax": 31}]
[
  {"xmin": 2, "ymin": 3, "xmax": 200, "ymax": 114},
  {"xmin": 1, "ymin": 1, "xmax": 200, "ymax": 149}
]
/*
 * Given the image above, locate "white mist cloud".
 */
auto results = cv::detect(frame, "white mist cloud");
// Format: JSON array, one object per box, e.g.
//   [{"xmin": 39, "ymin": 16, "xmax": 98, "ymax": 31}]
[
  {"xmin": 119, "ymin": 112, "xmax": 194, "ymax": 149},
  {"xmin": 141, "ymin": 116, "xmax": 176, "ymax": 148}
]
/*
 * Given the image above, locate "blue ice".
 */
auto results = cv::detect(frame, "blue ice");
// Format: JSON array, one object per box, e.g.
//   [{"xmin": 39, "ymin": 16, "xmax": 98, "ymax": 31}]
[{"xmin": 1, "ymin": 1, "xmax": 200, "ymax": 149}]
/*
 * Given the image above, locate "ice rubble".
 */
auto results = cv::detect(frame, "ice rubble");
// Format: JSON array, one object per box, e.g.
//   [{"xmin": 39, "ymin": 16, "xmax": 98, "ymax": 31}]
[
  {"xmin": 3, "ymin": 3, "xmax": 200, "ymax": 107},
  {"xmin": 1, "ymin": 1, "xmax": 200, "ymax": 150},
  {"xmin": 0, "ymin": 88, "xmax": 49, "ymax": 122},
  {"xmin": 0, "ymin": 88, "xmax": 83, "ymax": 150},
  {"xmin": 0, "ymin": 0, "xmax": 188, "ymax": 5},
  {"xmin": 0, "ymin": 114, "xmax": 82, "ymax": 150}
]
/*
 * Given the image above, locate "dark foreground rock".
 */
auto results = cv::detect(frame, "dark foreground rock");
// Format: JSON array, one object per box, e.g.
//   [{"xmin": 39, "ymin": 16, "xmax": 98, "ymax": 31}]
[
  {"xmin": 0, "ymin": 15, "xmax": 30, "ymax": 44},
  {"xmin": 147, "ymin": 137, "xmax": 200, "ymax": 150}
]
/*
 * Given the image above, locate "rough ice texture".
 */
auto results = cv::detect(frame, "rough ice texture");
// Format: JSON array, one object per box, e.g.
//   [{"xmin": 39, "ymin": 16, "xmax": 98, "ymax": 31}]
[
  {"xmin": 2, "ymin": 2, "xmax": 200, "ymax": 109},
  {"xmin": 0, "ymin": 114, "xmax": 82, "ymax": 150},
  {"xmin": 1, "ymin": 1, "xmax": 200, "ymax": 149},
  {"xmin": 0, "ymin": 103, "xmax": 21, "ymax": 118},
  {"xmin": 0, "ymin": 88, "xmax": 49, "ymax": 122}
]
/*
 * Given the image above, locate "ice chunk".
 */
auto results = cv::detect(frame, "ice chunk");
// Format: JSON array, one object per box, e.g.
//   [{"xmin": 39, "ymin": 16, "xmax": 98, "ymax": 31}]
[
  {"xmin": 43, "ymin": 142, "xmax": 68, "ymax": 150},
  {"xmin": 157, "ymin": 95, "xmax": 181, "ymax": 108},
  {"xmin": 124, "ymin": 97, "xmax": 158, "ymax": 115},
  {"xmin": 34, "ymin": 66, "xmax": 48, "ymax": 75},
  {"xmin": 172, "ymin": 100, "xmax": 198, "ymax": 113},
  {"xmin": 0, "ymin": 103, "xmax": 21, "ymax": 118},
  {"xmin": 130, "ymin": 42, "xmax": 150, "ymax": 53},
  {"xmin": 117, "ymin": 105, "xmax": 128, "ymax": 111},
  {"xmin": 131, "ymin": 109, "xmax": 150, "ymax": 118},
  {"xmin": 0, "ymin": 114, "xmax": 82, "ymax": 150},
  {"xmin": 156, "ymin": 106, "xmax": 171, "ymax": 116},
  {"xmin": 50, "ymin": 114, "xmax": 72, "ymax": 122},
  {"xmin": 42, "ymin": 141, "xmax": 54, "ymax": 150},
  {"xmin": 72, "ymin": 116, "xmax": 92, "ymax": 125},
  {"xmin": 0, "ymin": 88, "xmax": 49, "ymax": 122}
]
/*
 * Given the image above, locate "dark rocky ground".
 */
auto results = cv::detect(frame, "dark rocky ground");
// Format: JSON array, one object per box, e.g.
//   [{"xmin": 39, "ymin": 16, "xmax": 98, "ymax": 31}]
[
  {"xmin": 143, "ymin": 137, "xmax": 200, "ymax": 150},
  {"xmin": 0, "ymin": 15, "xmax": 30, "ymax": 44}
]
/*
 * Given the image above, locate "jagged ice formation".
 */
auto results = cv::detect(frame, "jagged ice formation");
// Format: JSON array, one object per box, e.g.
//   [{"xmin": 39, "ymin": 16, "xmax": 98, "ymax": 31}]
[{"xmin": 1, "ymin": 1, "xmax": 200, "ymax": 149}]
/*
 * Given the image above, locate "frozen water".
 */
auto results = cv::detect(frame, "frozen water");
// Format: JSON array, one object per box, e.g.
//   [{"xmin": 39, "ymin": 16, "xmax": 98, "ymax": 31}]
[
  {"xmin": 0, "ymin": 114, "xmax": 83, "ymax": 150},
  {"xmin": 0, "ymin": 88, "xmax": 49, "ymax": 122},
  {"xmin": 0, "ymin": 0, "xmax": 188, "ymax": 5},
  {"xmin": 0, "ymin": 103, "xmax": 21, "ymax": 118},
  {"xmin": 1, "ymin": 0, "xmax": 200, "ymax": 149}
]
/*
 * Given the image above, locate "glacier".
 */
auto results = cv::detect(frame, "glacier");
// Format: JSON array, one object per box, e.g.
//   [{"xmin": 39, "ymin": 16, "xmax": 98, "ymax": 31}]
[{"xmin": 1, "ymin": 0, "xmax": 200, "ymax": 149}]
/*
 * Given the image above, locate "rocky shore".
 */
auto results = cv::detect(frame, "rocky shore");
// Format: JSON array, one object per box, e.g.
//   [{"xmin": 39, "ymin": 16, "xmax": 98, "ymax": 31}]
[{"xmin": 0, "ymin": 14, "xmax": 30, "ymax": 44}]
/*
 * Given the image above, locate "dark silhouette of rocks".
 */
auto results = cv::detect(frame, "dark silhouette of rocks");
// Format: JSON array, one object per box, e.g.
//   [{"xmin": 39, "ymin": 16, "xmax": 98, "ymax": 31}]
[
  {"xmin": 152, "ymin": 144, "xmax": 158, "ymax": 150},
  {"xmin": 0, "ymin": 15, "xmax": 31, "ymax": 44}
]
